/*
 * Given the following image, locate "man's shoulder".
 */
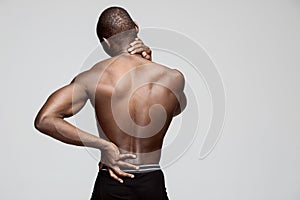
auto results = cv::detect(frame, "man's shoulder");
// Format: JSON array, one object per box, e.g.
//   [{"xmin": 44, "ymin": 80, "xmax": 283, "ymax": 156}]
[
  {"xmin": 148, "ymin": 62, "xmax": 185, "ymax": 91},
  {"xmin": 153, "ymin": 63, "xmax": 184, "ymax": 79},
  {"xmin": 71, "ymin": 58, "xmax": 113, "ymax": 85}
]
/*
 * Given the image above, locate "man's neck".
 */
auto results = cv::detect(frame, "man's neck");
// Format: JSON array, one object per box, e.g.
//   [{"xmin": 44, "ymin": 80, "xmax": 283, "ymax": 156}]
[
  {"xmin": 114, "ymin": 45, "xmax": 131, "ymax": 56},
  {"xmin": 108, "ymin": 35, "xmax": 137, "ymax": 57},
  {"xmin": 111, "ymin": 44, "xmax": 143, "ymax": 59}
]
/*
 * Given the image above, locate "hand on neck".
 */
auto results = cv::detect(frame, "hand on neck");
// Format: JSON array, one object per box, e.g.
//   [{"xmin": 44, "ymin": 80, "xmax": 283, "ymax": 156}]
[{"xmin": 101, "ymin": 29, "xmax": 138, "ymax": 57}]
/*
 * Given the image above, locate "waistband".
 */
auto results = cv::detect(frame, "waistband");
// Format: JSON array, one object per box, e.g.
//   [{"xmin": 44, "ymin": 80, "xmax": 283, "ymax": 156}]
[{"xmin": 100, "ymin": 163, "xmax": 161, "ymax": 173}]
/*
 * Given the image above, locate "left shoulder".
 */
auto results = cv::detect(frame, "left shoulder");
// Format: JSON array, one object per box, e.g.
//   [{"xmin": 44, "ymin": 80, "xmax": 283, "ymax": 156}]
[
  {"xmin": 171, "ymin": 69, "xmax": 185, "ymax": 79},
  {"xmin": 163, "ymin": 67, "xmax": 185, "ymax": 91}
]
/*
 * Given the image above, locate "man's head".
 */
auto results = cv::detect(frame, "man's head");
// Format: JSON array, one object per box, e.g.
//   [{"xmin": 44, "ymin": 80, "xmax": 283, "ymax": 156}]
[{"xmin": 96, "ymin": 6, "xmax": 139, "ymax": 56}]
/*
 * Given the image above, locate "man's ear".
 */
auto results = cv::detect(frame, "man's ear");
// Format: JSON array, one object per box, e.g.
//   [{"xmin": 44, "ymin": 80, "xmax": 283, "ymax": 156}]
[
  {"xmin": 134, "ymin": 21, "xmax": 139, "ymax": 33},
  {"xmin": 102, "ymin": 37, "xmax": 110, "ymax": 48},
  {"xmin": 101, "ymin": 37, "xmax": 112, "ymax": 56}
]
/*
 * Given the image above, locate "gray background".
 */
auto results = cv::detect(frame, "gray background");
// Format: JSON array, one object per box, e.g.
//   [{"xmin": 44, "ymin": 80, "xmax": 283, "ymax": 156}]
[{"xmin": 1, "ymin": 0, "xmax": 300, "ymax": 199}]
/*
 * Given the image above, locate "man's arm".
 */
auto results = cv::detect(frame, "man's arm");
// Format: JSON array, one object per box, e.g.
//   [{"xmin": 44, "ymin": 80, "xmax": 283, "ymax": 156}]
[
  {"xmin": 34, "ymin": 75, "xmax": 104, "ymax": 148},
  {"xmin": 34, "ymin": 73, "xmax": 138, "ymax": 183},
  {"xmin": 172, "ymin": 69, "xmax": 187, "ymax": 116}
]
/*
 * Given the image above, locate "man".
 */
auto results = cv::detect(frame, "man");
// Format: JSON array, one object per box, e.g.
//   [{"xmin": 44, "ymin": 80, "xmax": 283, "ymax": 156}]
[{"xmin": 35, "ymin": 6, "xmax": 186, "ymax": 200}]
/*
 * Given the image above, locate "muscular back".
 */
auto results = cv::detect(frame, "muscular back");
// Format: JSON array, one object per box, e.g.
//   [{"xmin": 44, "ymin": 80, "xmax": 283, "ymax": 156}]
[{"xmin": 82, "ymin": 54, "xmax": 185, "ymax": 164}]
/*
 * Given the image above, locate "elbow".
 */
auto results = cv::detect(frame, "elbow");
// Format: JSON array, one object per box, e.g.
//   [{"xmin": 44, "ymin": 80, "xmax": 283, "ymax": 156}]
[
  {"xmin": 34, "ymin": 114, "xmax": 44, "ymax": 132},
  {"xmin": 34, "ymin": 113, "xmax": 51, "ymax": 133}
]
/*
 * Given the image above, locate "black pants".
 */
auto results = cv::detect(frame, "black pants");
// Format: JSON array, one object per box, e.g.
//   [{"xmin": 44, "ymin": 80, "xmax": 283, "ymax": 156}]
[{"xmin": 90, "ymin": 169, "xmax": 169, "ymax": 200}]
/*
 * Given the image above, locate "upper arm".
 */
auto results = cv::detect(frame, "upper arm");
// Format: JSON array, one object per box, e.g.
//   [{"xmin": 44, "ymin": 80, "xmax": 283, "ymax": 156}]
[
  {"xmin": 36, "ymin": 73, "xmax": 89, "ymax": 121},
  {"xmin": 172, "ymin": 69, "xmax": 187, "ymax": 116}
]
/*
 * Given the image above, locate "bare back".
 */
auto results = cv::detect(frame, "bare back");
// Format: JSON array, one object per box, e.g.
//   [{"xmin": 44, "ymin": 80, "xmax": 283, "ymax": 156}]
[{"xmin": 84, "ymin": 54, "xmax": 184, "ymax": 165}]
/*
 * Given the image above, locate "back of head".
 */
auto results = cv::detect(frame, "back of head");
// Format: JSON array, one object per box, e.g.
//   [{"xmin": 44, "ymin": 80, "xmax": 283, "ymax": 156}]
[{"xmin": 96, "ymin": 6, "xmax": 136, "ymax": 43}]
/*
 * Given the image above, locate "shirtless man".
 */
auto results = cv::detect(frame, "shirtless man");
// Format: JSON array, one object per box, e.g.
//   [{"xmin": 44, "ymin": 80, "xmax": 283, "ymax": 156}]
[{"xmin": 34, "ymin": 6, "xmax": 186, "ymax": 200}]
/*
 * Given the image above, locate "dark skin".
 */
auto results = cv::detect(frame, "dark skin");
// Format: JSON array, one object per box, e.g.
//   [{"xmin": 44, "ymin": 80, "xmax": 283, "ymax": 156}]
[{"xmin": 35, "ymin": 34, "xmax": 186, "ymax": 183}]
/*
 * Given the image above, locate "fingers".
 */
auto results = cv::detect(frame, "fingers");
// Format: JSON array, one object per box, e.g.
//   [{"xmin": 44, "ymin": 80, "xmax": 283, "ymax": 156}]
[
  {"xmin": 128, "ymin": 43, "xmax": 143, "ymax": 53},
  {"xmin": 129, "ymin": 41, "xmax": 143, "ymax": 48},
  {"xmin": 117, "ymin": 154, "xmax": 139, "ymax": 169},
  {"xmin": 128, "ymin": 38, "xmax": 147, "ymax": 53},
  {"xmin": 118, "ymin": 153, "xmax": 137, "ymax": 160},
  {"xmin": 127, "ymin": 38, "xmax": 152, "ymax": 60},
  {"xmin": 113, "ymin": 166, "xmax": 135, "ymax": 179},
  {"xmin": 117, "ymin": 160, "xmax": 139, "ymax": 170},
  {"xmin": 129, "ymin": 38, "xmax": 142, "ymax": 47},
  {"xmin": 145, "ymin": 55, "xmax": 151, "ymax": 60},
  {"xmin": 108, "ymin": 167, "xmax": 135, "ymax": 183},
  {"xmin": 142, "ymin": 51, "xmax": 151, "ymax": 60},
  {"xmin": 108, "ymin": 168, "xmax": 124, "ymax": 183},
  {"xmin": 130, "ymin": 47, "xmax": 145, "ymax": 55}
]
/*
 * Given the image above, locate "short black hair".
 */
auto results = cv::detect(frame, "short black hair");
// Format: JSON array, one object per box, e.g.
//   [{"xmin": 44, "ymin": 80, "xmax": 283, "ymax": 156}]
[{"xmin": 96, "ymin": 6, "xmax": 136, "ymax": 42}]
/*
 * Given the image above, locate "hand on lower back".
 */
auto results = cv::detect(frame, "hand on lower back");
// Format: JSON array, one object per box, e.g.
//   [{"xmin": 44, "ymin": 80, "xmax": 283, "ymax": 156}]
[{"xmin": 101, "ymin": 141, "xmax": 139, "ymax": 183}]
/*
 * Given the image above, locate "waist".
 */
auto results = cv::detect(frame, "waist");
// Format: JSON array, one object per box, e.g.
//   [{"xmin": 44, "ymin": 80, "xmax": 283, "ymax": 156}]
[{"xmin": 99, "ymin": 163, "xmax": 161, "ymax": 173}]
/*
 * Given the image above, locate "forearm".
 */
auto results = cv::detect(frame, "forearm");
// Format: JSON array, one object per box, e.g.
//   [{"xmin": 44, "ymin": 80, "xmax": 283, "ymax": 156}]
[{"xmin": 35, "ymin": 116, "xmax": 109, "ymax": 150}]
